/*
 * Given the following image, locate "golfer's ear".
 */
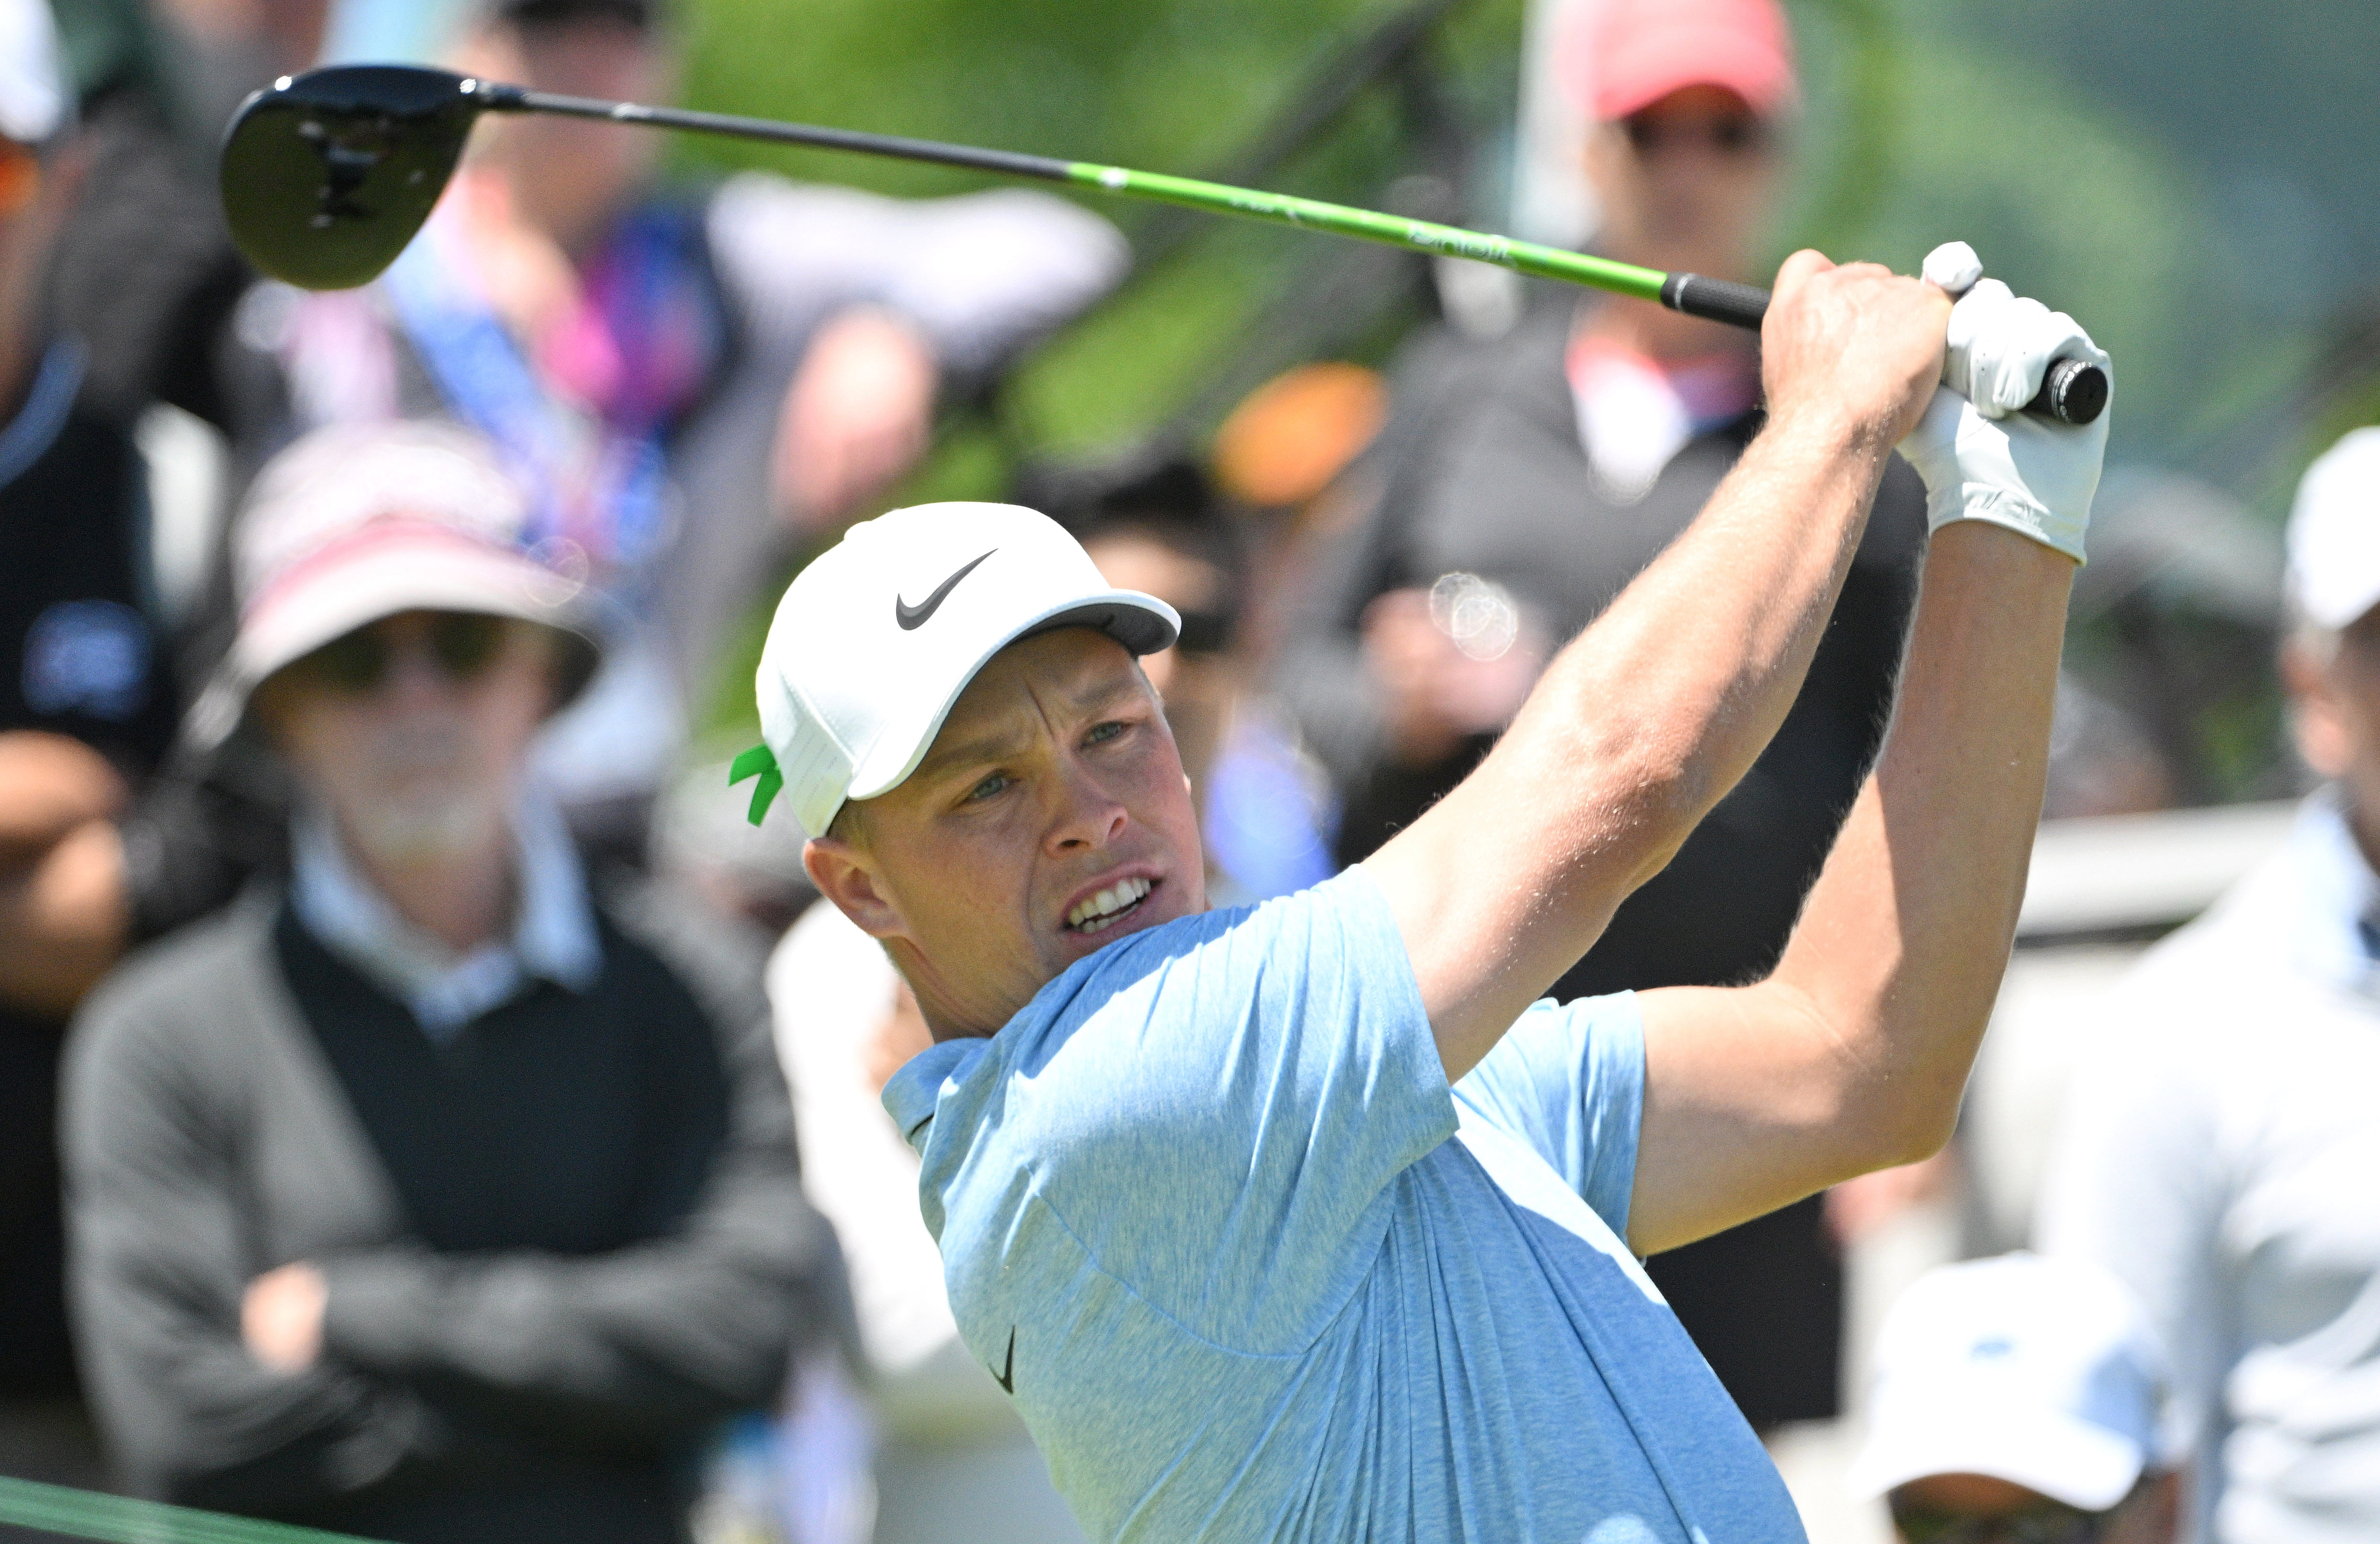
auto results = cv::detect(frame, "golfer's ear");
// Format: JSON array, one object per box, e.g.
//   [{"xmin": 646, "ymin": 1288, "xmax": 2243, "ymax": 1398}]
[{"xmin": 804, "ymin": 836, "xmax": 904, "ymax": 940}]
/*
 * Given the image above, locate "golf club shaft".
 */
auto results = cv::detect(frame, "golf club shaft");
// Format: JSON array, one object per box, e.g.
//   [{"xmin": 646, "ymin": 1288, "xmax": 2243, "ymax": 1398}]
[
  {"xmin": 490, "ymin": 86, "xmax": 2104, "ymax": 423},
  {"xmin": 500, "ymin": 86, "xmax": 1670, "ymax": 313}
]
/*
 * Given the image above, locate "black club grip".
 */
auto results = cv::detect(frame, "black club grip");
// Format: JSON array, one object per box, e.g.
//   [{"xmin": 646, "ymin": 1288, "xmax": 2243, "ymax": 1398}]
[
  {"xmin": 1659, "ymin": 271, "xmax": 1771, "ymax": 330},
  {"xmin": 1657, "ymin": 271, "xmax": 2109, "ymax": 426},
  {"xmin": 2028, "ymin": 356, "xmax": 2108, "ymax": 426}
]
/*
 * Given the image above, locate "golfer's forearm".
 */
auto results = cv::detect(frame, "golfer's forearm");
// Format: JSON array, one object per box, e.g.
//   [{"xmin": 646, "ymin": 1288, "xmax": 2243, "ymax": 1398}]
[{"xmin": 1770, "ymin": 521, "xmax": 2073, "ymax": 1164}]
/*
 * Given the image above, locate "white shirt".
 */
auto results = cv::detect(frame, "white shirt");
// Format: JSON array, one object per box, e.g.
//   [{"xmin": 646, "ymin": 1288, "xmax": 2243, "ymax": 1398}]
[
  {"xmin": 1565, "ymin": 333, "xmax": 1760, "ymax": 504},
  {"xmin": 290, "ymin": 791, "xmax": 603, "ymax": 1039},
  {"xmin": 2039, "ymin": 792, "xmax": 2380, "ymax": 1544}
]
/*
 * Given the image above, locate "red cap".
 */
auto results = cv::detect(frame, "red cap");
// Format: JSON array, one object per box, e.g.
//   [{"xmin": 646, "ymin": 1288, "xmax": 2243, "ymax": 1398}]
[{"xmin": 1560, "ymin": 0, "xmax": 1797, "ymax": 124}]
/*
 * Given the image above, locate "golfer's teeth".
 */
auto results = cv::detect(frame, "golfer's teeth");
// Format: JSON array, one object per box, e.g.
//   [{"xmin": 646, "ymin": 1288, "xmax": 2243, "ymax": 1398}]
[{"xmin": 1069, "ymin": 877, "xmax": 1152, "ymax": 932}]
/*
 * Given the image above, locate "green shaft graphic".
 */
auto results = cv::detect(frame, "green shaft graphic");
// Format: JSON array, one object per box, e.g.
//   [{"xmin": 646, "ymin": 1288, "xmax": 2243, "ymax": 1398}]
[{"xmin": 1061, "ymin": 162, "xmax": 1669, "ymax": 300}]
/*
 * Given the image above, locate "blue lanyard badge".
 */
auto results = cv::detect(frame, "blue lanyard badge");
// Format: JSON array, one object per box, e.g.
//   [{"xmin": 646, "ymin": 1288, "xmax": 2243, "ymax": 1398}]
[{"xmin": 383, "ymin": 221, "xmax": 674, "ymax": 598}]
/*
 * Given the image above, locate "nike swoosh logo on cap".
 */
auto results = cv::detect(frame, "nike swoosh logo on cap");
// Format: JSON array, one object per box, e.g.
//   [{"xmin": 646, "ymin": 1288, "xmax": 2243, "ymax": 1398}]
[{"xmin": 895, "ymin": 549, "xmax": 996, "ymax": 630}]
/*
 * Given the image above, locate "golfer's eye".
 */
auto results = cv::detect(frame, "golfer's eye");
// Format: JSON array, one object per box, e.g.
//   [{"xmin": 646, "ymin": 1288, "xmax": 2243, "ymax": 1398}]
[
  {"xmin": 1084, "ymin": 720, "xmax": 1129, "ymax": 748},
  {"xmin": 963, "ymin": 771, "xmax": 1012, "ymax": 804}
]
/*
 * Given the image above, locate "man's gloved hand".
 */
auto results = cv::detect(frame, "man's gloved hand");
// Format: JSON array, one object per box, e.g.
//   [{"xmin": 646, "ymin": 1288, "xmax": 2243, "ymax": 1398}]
[{"xmin": 1897, "ymin": 241, "xmax": 2111, "ymax": 564}]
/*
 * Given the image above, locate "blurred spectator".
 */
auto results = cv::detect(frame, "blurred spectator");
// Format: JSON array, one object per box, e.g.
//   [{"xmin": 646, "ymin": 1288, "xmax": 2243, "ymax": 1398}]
[
  {"xmin": 650, "ymin": 750, "xmax": 818, "ymax": 937},
  {"xmin": 1044, "ymin": 459, "xmax": 1337, "ymax": 904},
  {"xmin": 2039, "ymin": 427, "xmax": 2380, "ymax": 1544},
  {"xmin": 1207, "ymin": 361, "xmax": 1388, "ymax": 671},
  {"xmin": 2042, "ymin": 673, "xmax": 2173, "ymax": 820},
  {"xmin": 64, "ymin": 422, "xmax": 844, "ymax": 1544},
  {"xmin": 46, "ymin": 0, "xmax": 316, "ymax": 438},
  {"xmin": 1273, "ymin": 0, "xmax": 1926, "ymax": 1434},
  {"xmin": 2052, "ymin": 470, "xmax": 2292, "ymax": 812},
  {"xmin": 1851, "ymin": 1254, "xmax": 2181, "ymax": 1544},
  {"xmin": 138, "ymin": 0, "xmax": 332, "ymax": 155},
  {"xmin": 243, "ymin": 0, "xmax": 1126, "ymax": 849},
  {"xmin": 0, "ymin": 0, "xmax": 190, "ymax": 1487}
]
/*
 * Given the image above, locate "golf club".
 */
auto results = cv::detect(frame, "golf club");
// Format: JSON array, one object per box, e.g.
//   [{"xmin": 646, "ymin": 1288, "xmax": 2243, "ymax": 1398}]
[{"xmin": 219, "ymin": 64, "xmax": 2108, "ymax": 426}]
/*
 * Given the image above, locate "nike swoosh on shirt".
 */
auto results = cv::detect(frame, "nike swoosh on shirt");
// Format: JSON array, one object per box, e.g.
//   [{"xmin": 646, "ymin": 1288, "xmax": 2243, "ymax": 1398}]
[
  {"xmin": 895, "ymin": 549, "xmax": 996, "ymax": 630},
  {"xmin": 991, "ymin": 1326, "xmax": 1016, "ymax": 1395}
]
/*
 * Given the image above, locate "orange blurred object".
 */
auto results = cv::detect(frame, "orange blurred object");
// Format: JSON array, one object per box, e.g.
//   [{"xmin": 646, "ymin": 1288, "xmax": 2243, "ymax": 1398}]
[
  {"xmin": 0, "ymin": 142, "xmax": 41, "ymax": 218},
  {"xmin": 1212, "ymin": 362, "xmax": 1386, "ymax": 509}
]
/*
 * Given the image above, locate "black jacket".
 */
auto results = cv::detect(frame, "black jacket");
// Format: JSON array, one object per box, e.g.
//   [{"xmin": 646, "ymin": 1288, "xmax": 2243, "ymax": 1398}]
[
  {"xmin": 0, "ymin": 360, "xmax": 184, "ymax": 1401},
  {"xmin": 64, "ymin": 880, "xmax": 846, "ymax": 1544}
]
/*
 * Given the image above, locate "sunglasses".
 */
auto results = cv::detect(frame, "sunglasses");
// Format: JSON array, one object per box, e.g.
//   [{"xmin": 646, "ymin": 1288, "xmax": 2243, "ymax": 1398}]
[
  {"xmin": 1891, "ymin": 1500, "xmax": 2108, "ymax": 1544},
  {"xmin": 294, "ymin": 614, "xmax": 515, "ymax": 695},
  {"xmin": 1621, "ymin": 112, "xmax": 1769, "ymax": 158}
]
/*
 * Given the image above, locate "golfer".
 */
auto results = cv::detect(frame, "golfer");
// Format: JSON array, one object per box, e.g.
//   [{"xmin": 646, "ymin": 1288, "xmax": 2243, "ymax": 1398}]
[{"xmin": 740, "ymin": 245, "xmax": 2109, "ymax": 1541}]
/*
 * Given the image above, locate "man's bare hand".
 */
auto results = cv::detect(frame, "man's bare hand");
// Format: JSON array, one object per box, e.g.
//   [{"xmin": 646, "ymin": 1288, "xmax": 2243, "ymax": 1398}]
[
  {"xmin": 1360, "ymin": 589, "xmax": 1546, "ymax": 767},
  {"xmin": 0, "ymin": 731, "xmax": 125, "ymax": 858},
  {"xmin": 241, "ymin": 1262, "xmax": 327, "ymax": 1374},
  {"xmin": 0, "ymin": 733, "xmax": 129, "ymax": 1017},
  {"xmin": 772, "ymin": 308, "xmax": 939, "ymax": 534},
  {"xmin": 1760, "ymin": 250, "xmax": 1952, "ymax": 450}
]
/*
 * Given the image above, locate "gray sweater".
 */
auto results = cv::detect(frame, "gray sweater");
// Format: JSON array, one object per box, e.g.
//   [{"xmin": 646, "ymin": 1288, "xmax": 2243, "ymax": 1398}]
[{"xmin": 62, "ymin": 884, "xmax": 845, "ymax": 1544}]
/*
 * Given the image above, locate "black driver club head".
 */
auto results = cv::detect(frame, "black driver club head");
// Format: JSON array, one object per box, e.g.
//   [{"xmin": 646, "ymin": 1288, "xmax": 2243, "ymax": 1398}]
[{"xmin": 219, "ymin": 65, "xmax": 516, "ymax": 290}]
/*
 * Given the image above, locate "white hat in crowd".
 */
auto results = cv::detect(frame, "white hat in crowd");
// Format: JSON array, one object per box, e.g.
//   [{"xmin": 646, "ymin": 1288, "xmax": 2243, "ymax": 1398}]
[
  {"xmin": 185, "ymin": 420, "xmax": 598, "ymax": 751},
  {"xmin": 744, "ymin": 502, "xmax": 1178, "ymax": 837},
  {"xmin": 1849, "ymin": 1252, "xmax": 2168, "ymax": 1512},
  {"xmin": 2287, "ymin": 427, "xmax": 2380, "ymax": 632},
  {"xmin": 0, "ymin": 0, "xmax": 66, "ymax": 146}
]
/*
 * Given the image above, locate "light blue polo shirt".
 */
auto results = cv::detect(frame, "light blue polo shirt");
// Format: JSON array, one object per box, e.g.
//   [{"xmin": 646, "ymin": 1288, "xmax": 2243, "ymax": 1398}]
[{"xmin": 882, "ymin": 868, "xmax": 1802, "ymax": 1543}]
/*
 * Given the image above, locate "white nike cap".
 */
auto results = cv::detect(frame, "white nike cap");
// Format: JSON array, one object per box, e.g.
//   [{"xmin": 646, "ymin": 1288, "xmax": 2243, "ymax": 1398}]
[
  {"xmin": 2289, "ymin": 427, "xmax": 2380, "ymax": 631},
  {"xmin": 747, "ymin": 501, "xmax": 1179, "ymax": 838},
  {"xmin": 1849, "ymin": 1252, "xmax": 2169, "ymax": 1511}
]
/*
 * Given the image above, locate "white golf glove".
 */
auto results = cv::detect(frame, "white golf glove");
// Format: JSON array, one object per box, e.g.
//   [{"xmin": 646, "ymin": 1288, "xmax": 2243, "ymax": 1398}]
[{"xmin": 1897, "ymin": 241, "xmax": 2111, "ymax": 564}]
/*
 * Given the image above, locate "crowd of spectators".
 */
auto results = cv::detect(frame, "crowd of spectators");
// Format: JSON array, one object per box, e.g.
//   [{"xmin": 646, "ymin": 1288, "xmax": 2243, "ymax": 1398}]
[{"xmin": 3, "ymin": 0, "xmax": 2377, "ymax": 1541}]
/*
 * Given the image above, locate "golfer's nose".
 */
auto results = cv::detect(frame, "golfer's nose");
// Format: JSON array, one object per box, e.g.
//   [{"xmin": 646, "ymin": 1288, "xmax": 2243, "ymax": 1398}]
[{"xmin": 1044, "ymin": 762, "xmax": 1129, "ymax": 855}]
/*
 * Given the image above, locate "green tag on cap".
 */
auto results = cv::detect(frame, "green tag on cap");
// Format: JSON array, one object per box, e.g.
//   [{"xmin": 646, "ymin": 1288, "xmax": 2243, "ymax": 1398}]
[{"xmin": 728, "ymin": 743, "xmax": 783, "ymax": 826}]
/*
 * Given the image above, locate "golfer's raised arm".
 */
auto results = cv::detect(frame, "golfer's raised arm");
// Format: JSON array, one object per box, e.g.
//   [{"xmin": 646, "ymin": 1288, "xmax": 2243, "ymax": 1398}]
[
  {"xmin": 1625, "ymin": 523, "xmax": 2072, "ymax": 1252},
  {"xmin": 1623, "ymin": 274, "xmax": 2111, "ymax": 1255},
  {"xmin": 1363, "ymin": 250, "xmax": 1951, "ymax": 1080}
]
